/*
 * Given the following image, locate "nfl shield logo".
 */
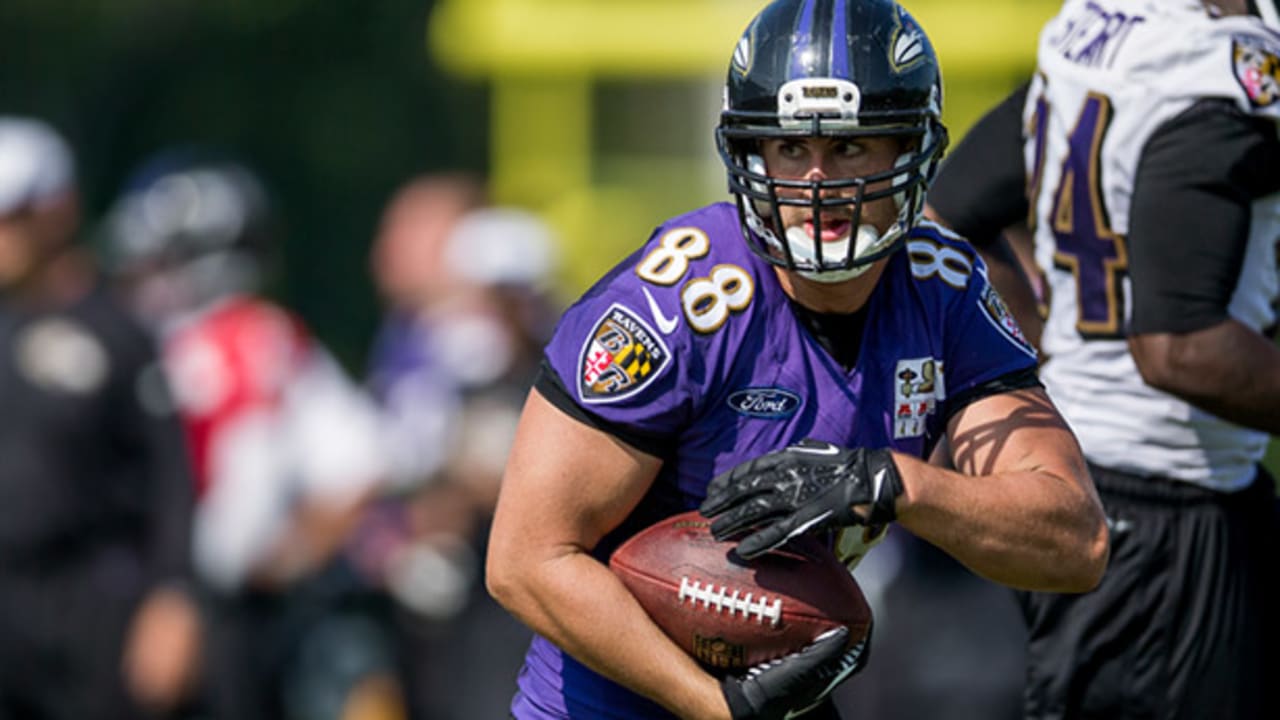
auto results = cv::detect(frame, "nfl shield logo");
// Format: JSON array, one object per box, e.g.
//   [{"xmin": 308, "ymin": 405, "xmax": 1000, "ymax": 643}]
[{"xmin": 693, "ymin": 634, "xmax": 747, "ymax": 670}]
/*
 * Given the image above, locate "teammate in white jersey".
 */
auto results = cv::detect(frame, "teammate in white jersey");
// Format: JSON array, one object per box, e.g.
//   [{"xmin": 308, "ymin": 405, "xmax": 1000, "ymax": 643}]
[{"xmin": 926, "ymin": 1, "xmax": 1280, "ymax": 717}]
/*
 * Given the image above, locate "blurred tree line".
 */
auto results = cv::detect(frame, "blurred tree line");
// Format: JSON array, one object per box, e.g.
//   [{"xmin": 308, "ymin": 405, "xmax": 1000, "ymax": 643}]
[{"xmin": 0, "ymin": 0, "xmax": 488, "ymax": 369}]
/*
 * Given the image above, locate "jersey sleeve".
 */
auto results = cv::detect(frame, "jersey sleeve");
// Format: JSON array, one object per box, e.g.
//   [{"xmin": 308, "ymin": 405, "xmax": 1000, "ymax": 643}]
[
  {"xmin": 1127, "ymin": 99, "xmax": 1280, "ymax": 334},
  {"xmin": 282, "ymin": 346, "xmax": 390, "ymax": 502},
  {"xmin": 940, "ymin": 254, "xmax": 1040, "ymax": 408},
  {"xmin": 540, "ymin": 244, "xmax": 696, "ymax": 445},
  {"xmin": 1220, "ymin": 23, "xmax": 1280, "ymax": 122}
]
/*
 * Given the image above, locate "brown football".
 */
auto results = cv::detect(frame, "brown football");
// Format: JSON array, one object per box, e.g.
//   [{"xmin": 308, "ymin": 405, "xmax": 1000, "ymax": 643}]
[{"xmin": 608, "ymin": 510, "xmax": 871, "ymax": 671}]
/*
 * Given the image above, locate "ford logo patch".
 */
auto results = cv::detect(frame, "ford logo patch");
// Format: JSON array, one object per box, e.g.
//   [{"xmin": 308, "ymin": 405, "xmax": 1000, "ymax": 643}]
[{"xmin": 727, "ymin": 388, "xmax": 803, "ymax": 419}]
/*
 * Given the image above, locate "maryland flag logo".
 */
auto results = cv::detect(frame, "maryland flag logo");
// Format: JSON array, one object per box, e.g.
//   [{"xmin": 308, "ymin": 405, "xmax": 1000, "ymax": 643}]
[
  {"xmin": 577, "ymin": 304, "xmax": 671, "ymax": 403},
  {"xmin": 1233, "ymin": 33, "xmax": 1280, "ymax": 108}
]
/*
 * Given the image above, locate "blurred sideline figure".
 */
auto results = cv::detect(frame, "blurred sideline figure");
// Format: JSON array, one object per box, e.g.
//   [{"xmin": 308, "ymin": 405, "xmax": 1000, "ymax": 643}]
[
  {"xmin": 365, "ymin": 175, "xmax": 484, "ymax": 596},
  {"xmin": 0, "ymin": 116, "xmax": 202, "ymax": 719},
  {"xmin": 365, "ymin": 175, "xmax": 558, "ymax": 719},
  {"xmin": 370, "ymin": 174, "xmax": 486, "ymax": 323},
  {"xmin": 100, "ymin": 150, "xmax": 406, "ymax": 720}
]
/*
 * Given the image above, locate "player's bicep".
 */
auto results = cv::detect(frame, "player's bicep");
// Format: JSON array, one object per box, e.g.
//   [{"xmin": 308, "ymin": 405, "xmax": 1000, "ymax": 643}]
[
  {"xmin": 944, "ymin": 386, "xmax": 1086, "ymax": 482},
  {"xmin": 491, "ymin": 387, "xmax": 663, "ymax": 561}
]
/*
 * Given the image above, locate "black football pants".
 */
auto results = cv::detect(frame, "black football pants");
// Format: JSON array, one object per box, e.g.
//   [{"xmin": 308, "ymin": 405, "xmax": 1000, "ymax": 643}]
[{"xmin": 1018, "ymin": 464, "xmax": 1279, "ymax": 720}]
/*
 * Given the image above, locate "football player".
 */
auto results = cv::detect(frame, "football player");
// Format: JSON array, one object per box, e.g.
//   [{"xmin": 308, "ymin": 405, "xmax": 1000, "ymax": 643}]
[
  {"xmin": 101, "ymin": 152, "xmax": 404, "ymax": 720},
  {"xmin": 485, "ymin": 1, "xmax": 1110, "ymax": 719},
  {"xmin": 925, "ymin": 0, "xmax": 1280, "ymax": 717},
  {"xmin": 0, "ymin": 117, "xmax": 201, "ymax": 719}
]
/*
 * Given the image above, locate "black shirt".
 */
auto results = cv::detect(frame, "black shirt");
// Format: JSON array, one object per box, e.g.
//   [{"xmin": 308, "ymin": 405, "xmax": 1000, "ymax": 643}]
[{"xmin": 0, "ymin": 282, "xmax": 194, "ymax": 585}]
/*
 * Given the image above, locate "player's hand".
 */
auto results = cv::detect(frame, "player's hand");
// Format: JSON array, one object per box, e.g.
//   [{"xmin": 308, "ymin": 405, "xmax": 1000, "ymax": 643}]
[
  {"xmin": 699, "ymin": 439, "xmax": 903, "ymax": 559},
  {"xmin": 720, "ymin": 625, "xmax": 871, "ymax": 720}
]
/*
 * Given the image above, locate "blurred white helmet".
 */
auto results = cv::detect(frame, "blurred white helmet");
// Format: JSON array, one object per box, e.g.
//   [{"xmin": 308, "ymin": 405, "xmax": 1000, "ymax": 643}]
[
  {"xmin": 0, "ymin": 116, "xmax": 75, "ymax": 215},
  {"xmin": 443, "ymin": 207, "xmax": 559, "ymax": 290}
]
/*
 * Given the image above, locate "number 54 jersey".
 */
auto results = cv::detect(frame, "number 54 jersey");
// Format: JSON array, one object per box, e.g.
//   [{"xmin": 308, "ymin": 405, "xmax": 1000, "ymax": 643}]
[
  {"xmin": 542, "ymin": 201, "xmax": 1038, "ymax": 553},
  {"xmin": 1025, "ymin": 0, "xmax": 1280, "ymax": 490}
]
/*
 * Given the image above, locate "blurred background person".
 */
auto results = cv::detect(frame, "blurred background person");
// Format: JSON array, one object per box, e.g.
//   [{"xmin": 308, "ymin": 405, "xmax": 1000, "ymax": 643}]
[
  {"xmin": 370, "ymin": 174, "xmax": 487, "ymax": 327},
  {"xmin": 365, "ymin": 175, "xmax": 485, "ymax": 577},
  {"xmin": 0, "ymin": 116, "xmax": 202, "ymax": 720},
  {"xmin": 364, "ymin": 175, "xmax": 560, "ymax": 719},
  {"xmin": 100, "ymin": 149, "xmax": 406, "ymax": 720}
]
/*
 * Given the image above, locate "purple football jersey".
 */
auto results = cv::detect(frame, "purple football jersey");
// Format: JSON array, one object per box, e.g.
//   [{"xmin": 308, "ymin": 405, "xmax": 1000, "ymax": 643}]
[{"xmin": 513, "ymin": 201, "xmax": 1037, "ymax": 719}]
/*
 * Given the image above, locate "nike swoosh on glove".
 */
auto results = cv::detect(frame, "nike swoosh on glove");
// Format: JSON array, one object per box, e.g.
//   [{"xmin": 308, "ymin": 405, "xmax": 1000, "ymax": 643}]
[
  {"xmin": 699, "ymin": 439, "xmax": 903, "ymax": 559},
  {"xmin": 721, "ymin": 625, "xmax": 872, "ymax": 720}
]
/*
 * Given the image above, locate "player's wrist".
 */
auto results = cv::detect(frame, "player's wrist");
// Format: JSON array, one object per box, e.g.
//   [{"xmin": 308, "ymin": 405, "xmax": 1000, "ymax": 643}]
[
  {"xmin": 863, "ymin": 448, "xmax": 903, "ymax": 525},
  {"xmin": 834, "ymin": 447, "xmax": 902, "ymax": 527}
]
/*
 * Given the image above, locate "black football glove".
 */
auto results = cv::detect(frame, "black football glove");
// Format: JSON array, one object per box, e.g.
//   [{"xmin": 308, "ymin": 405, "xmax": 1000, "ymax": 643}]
[
  {"xmin": 700, "ymin": 439, "xmax": 903, "ymax": 559},
  {"xmin": 721, "ymin": 625, "xmax": 872, "ymax": 720}
]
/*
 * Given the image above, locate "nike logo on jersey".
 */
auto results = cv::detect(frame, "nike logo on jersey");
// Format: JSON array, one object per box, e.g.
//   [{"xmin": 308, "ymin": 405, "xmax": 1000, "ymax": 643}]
[{"xmin": 641, "ymin": 286, "xmax": 679, "ymax": 335}]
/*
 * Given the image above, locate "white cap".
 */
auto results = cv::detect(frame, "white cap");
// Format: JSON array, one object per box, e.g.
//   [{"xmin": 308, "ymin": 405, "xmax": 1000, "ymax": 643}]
[
  {"xmin": 444, "ymin": 207, "xmax": 559, "ymax": 288},
  {"xmin": 0, "ymin": 116, "xmax": 75, "ymax": 216}
]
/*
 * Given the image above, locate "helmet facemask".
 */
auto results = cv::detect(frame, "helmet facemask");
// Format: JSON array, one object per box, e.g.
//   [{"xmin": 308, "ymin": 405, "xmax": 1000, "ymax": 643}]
[
  {"xmin": 716, "ymin": 0, "xmax": 948, "ymax": 282},
  {"xmin": 718, "ymin": 104, "xmax": 946, "ymax": 282}
]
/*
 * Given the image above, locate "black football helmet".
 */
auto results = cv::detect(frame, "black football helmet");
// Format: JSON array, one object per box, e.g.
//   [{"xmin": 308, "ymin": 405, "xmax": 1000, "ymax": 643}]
[
  {"xmin": 717, "ymin": 0, "xmax": 948, "ymax": 281},
  {"xmin": 101, "ymin": 148, "xmax": 276, "ymax": 323}
]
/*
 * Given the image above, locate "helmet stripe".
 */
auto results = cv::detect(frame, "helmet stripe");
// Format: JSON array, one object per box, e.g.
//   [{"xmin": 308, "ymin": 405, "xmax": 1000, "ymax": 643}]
[
  {"xmin": 790, "ymin": 0, "xmax": 819, "ymax": 79},
  {"xmin": 812, "ymin": 0, "xmax": 834, "ymax": 77},
  {"xmin": 831, "ymin": 0, "xmax": 849, "ymax": 78}
]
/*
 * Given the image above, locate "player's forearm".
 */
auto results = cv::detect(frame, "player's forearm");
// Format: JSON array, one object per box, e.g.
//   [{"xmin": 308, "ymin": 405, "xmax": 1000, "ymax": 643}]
[
  {"xmin": 891, "ymin": 453, "xmax": 1108, "ymax": 592},
  {"xmin": 486, "ymin": 545, "xmax": 729, "ymax": 720},
  {"xmin": 1129, "ymin": 320, "xmax": 1280, "ymax": 434}
]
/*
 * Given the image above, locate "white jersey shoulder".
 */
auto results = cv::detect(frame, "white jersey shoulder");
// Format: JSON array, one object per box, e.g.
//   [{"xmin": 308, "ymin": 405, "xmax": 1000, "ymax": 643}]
[
  {"xmin": 1038, "ymin": 1, "xmax": 1280, "ymax": 120},
  {"xmin": 1025, "ymin": 0, "xmax": 1279, "ymax": 491}
]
